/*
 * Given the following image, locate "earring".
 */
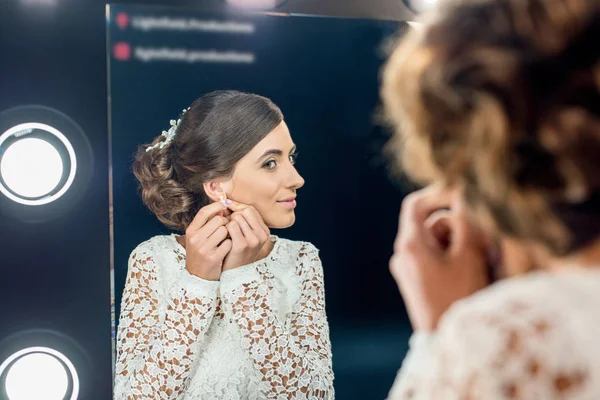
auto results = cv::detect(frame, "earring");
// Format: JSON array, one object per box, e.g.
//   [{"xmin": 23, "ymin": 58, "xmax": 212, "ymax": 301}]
[{"xmin": 219, "ymin": 193, "xmax": 231, "ymax": 207}]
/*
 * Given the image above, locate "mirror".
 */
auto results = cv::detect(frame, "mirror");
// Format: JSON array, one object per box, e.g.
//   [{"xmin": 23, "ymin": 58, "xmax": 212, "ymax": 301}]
[{"xmin": 108, "ymin": 4, "xmax": 412, "ymax": 398}]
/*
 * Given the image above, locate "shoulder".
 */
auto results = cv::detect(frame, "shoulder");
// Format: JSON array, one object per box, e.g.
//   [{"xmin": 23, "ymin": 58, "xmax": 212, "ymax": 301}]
[
  {"xmin": 442, "ymin": 270, "xmax": 586, "ymax": 325},
  {"xmin": 126, "ymin": 235, "xmax": 185, "ymax": 293},
  {"xmin": 273, "ymin": 236, "xmax": 320, "ymax": 259},
  {"xmin": 423, "ymin": 271, "xmax": 600, "ymax": 397},
  {"xmin": 436, "ymin": 270, "xmax": 598, "ymax": 361},
  {"xmin": 128, "ymin": 234, "xmax": 180, "ymax": 265},
  {"xmin": 272, "ymin": 237, "xmax": 322, "ymax": 277}
]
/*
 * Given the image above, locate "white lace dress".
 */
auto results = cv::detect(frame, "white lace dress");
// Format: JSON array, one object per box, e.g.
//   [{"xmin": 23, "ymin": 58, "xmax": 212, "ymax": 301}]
[
  {"xmin": 387, "ymin": 268, "xmax": 600, "ymax": 400},
  {"xmin": 114, "ymin": 234, "xmax": 334, "ymax": 400}
]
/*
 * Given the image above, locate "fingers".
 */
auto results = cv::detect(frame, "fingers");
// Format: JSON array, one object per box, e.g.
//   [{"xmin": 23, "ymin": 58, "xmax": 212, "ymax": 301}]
[
  {"xmin": 187, "ymin": 201, "xmax": 228, "ymax": 233},
  {"xmin": 226, "ymin": 219, "xmax": 245, "ymax": 246},
  {"xmin": 186, "ymin": 215, "xmax": 228, "ymax": 252},
  {"xmin": 204, "ymin": 225, "xmax": 229, "ymax": 250},
  {"xmin": 232, "ymin": 213, "xmax": 254, "ymax": 240},
  {"xmin": 213, "ymin": 238, "xmax": 233, "ymax": 260},
  {"xmin": 406, "ymin": 186, "xmax": 485, "ymax": 258},
  {"xmin": 397, "ymin": 184, "xmax": 456, "ymax": 250},
  {"xmin": 227, "ymin": 200, "xmax": 269, "ymax": 239},
  {"xmin": 400, "ymin": 184, "xmax": 454, "ymax": 232},
  {"xmin": 237, "ymin": 208, "xmax": 270, "ymax": 239},
  {"xmin": 200, "ymin": 215, "xmax": 229, "ymax": 236}
]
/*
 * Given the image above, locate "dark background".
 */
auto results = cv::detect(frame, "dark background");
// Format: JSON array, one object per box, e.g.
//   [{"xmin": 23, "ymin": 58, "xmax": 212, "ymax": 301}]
[
  {"xmin": 0, "ymin": 1, "xmax": 115, "ymax": 398},
  {"xmin": 109, "ymin": 4, "xmax": 414, "ymax": 398}
]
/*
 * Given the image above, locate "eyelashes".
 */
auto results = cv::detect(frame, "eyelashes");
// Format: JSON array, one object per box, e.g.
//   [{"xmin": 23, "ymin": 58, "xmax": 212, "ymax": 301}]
[
  {"xmin": 263, "ymin": 160, "xmax": 277, "ymax": 169},
  {"xmin": 262, "ymin": 152, "xmax": 298, "ymax": 170}
]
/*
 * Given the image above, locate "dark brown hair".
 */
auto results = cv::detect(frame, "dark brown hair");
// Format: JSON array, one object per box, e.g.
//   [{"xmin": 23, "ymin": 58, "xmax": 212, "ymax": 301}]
[
  {"xmin": 382, "ymin": 0, "xmax": 600, "ymax": 254},
  {"xmin": 133, "ymin": 90, "xmax": 283, "ymax": 231}
]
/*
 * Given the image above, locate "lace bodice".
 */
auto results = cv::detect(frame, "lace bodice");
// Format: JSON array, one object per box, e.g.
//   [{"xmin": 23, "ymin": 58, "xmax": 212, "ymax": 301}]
[
  {"xmin": 388, "ymin": 268, "xmax": 600, "ymax": 400},
  {"xmin": 114, "ymin": 235, "xmax": 334, "ymax": 400}
]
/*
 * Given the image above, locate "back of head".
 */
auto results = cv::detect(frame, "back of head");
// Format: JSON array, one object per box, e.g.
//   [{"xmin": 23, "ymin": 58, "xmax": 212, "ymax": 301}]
[
  {"xmin": 382, "ymin": 0, "xmax": 600, "ymax": 254},
  {"xmin": 133, "ymin": 90, "xmax": 283, "ymax": 231}
]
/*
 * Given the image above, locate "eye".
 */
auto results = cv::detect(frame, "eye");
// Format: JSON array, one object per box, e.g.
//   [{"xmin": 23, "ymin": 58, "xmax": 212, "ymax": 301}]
[
  {"xmin": 289, "ymin": 152, "xmax": 298, "ymax": 165},
  {"xmin": 263, "ymin": 160, "xmax": 277, "ymax": 170}
]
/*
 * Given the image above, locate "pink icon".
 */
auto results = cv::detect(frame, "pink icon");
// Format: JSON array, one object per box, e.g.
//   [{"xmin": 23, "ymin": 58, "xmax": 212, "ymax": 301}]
[
  {"xmin": 116, "ymin": 12, "xmax": 129, "ymax": 29},
  {"xmin": 113, "ymin": 42, "xmax": 131, "ymax": 61}
]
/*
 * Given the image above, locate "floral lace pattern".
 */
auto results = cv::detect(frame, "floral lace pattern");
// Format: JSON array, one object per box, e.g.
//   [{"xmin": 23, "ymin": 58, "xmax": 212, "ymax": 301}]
[
  {"xmin": 221, "ymin": 244, "xmax": 333, "ymax": 399},
  {"xmin": 388, "ymin": 269, "xmax": 600, "ymax": 400},
  {"xmin": 114, "ymin": 235, "xmax": 334, "ymax": 400}
]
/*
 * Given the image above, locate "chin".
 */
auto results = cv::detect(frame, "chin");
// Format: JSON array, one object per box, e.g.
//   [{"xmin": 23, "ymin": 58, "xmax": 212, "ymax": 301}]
[{"xmin": 266, "ymin": 213, "xmax": 296, "ymax": 229}]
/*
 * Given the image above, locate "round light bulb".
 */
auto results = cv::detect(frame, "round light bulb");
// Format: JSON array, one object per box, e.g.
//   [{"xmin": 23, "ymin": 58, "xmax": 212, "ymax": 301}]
[
  {"xmin": 0, "ymin": 122, "xmax": 77, "ymax": 206},
  {"xmin": 1, "ymin": 138, "xmax": 64, "ymax": 198},
  {"xmin": 5, "ymin": 352, "xmax": 69, "ymax": 400}
]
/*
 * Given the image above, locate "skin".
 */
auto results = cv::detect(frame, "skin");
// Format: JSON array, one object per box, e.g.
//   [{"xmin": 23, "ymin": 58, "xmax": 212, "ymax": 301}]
[
  {"xmin": 389, "ymin": 184, "xmax": 600, "ymax": 331},
  {"xmin": 178, "ymin": 121, "xmax": 305, "ymax": 280},
  {"xmin": 213, "ymin": 120, "xmax": 305, "ymax": 231}
]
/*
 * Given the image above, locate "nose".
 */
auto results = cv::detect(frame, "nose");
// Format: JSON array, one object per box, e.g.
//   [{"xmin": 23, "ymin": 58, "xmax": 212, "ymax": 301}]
[{"xmin": 287, "ymin": 164, "xmax": 305, "ymax": 190}]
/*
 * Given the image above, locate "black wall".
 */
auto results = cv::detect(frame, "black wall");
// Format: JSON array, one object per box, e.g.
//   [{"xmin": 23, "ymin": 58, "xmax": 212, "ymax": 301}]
[{"xmin": 0, "ymin": 1, "xmax": 113, "ymax": 399}]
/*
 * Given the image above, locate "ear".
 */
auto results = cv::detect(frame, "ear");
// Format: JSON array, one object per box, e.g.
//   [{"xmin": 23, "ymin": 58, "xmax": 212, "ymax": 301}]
[
  {"xmin": 203, "ymin": 179, "xmax": 231, "ymax": 203},
  {"xmin": 203, "ymin": 180, "xmax": 224, "ymax": 203}
]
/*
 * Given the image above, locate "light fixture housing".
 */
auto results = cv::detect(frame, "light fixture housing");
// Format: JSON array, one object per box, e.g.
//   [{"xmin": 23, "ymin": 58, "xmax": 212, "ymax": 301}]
[
  {"xmin": 0, "ymin": 105, "xmax": 93, "ymax": 223},
  {"xmin": 0, "ymin": 122, "xmax": 77, "ymax": 206},
  {"xmin": 0, "ymin": 347, "xmax": 79, "ymax": 400},
  {"xmin": 0, "ymin": 330, "xmax": 88, "ymax": 400}
]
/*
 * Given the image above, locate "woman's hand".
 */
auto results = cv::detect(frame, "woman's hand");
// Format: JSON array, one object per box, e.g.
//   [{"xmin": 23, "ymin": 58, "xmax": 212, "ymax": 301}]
[
  {"xmin": 184, "ymin": 202, "xmax": 232, "ymax": 281},
  {"xmin": 222, "ymin": 201, "xmax": 271, "ymax": 271},
  {"xmin": 389, "ymin": 184, "xmax": 490, "ymax": 331}
]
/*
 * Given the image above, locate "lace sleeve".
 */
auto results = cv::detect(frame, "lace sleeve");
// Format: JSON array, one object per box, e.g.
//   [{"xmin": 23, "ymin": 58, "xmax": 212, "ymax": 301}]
[
  {"xmin": 220, "ymin": 243, "xmax": 334, "ymax": 399},
  {"xmin": 388, "ymin": 295, "xmax": 591, "ymax": 400},
  {"xmin": 114, "ymin": 246, "xmax": 220, "ymax": 400}
]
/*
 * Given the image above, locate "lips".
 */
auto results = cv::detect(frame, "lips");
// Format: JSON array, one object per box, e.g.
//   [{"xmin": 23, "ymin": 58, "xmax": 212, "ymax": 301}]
[{"xmin": 277, "ymin": 197, "xmax": 297, "ymax": 209}]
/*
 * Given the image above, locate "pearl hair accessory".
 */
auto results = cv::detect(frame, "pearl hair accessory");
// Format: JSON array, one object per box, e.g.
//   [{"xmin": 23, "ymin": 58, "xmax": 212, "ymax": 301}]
[{"xmin": 145, "ymin": 107, "xmax": 190, "ymax": 152}]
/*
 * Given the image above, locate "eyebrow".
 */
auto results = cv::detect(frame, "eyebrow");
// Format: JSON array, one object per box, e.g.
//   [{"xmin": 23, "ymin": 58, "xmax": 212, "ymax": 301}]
[{"xmin": 256, "ymin": 145, "xmax": 297, "ymax": 163}]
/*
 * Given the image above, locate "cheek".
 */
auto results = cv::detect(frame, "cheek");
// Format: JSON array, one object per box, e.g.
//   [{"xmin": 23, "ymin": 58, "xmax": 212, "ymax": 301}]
[
  {"xmin": 254, "ymin": 178, "xmax": 280, "ymax": 208},
  {"xmin": 230, "ymin": 174, "xmax": 280, "ymax": 208}
]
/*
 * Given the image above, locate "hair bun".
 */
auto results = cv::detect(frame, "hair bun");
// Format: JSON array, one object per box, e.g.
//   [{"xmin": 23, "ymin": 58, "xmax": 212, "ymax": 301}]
[{"xmin": 133, "ymin": 142, "xmax": 194, "ymax": 232}]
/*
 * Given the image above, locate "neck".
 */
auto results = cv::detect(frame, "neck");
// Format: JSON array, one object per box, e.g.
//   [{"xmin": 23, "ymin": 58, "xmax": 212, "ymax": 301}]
[{"xmin": 543, "ymin": 236, "xmax": 600, "ymax": 271}]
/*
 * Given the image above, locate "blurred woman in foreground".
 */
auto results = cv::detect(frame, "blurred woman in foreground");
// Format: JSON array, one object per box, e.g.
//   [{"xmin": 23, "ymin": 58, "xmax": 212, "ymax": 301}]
[{"xmin": 382, "ymin": 0, "xmax": 600, "ymax": 398}]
